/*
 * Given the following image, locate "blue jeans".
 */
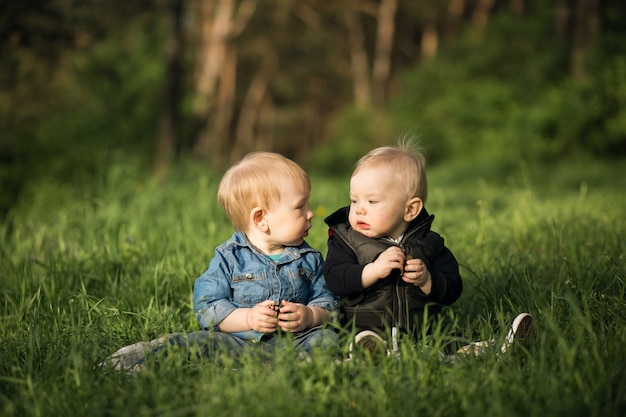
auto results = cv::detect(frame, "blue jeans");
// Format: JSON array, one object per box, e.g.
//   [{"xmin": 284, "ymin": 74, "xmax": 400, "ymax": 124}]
[
  {"xmin": 101, "ymin": 326, "xmax": 338, "ymax": 372},
  {"xmin": 168, "ymin": 325, "xmax": 338, "ymax": 356}
]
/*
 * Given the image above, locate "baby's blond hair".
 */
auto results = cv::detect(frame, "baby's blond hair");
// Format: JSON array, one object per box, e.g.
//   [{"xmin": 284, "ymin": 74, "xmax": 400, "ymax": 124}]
[
  {"xmin": 218, "ymin": 152, "xmax": 311, "ymax": 231},
  {"xmin": 353, "ymin": 136, "xmax": 428, "ymax": 202}
]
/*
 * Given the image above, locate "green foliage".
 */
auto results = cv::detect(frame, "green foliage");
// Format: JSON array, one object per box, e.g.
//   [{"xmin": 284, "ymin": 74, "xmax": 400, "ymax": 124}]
[
  {"xmin": 0, "ymin": 5, "xmax": 167, "ymax": 217},
  {"xmin": 4, "ymin": 1, "xmax": 626, "ymax": 221},
  {"xmin": 308, "ymin": 107, "xmax": 394, "ymax": 176},
  {"xmin": 534, "ymin": 55, "xmax": 626, "ymax": 156},
  {"xmin": 389, "ymin": 4, "xmax": 626, "ymax": 163},
  {"xmin": 1, "ymin": 156, "xmax": 625, "ymax": 417},
  {"xmin": 34, "ymin": 15, "xmax": 166, "ymax": 166}
]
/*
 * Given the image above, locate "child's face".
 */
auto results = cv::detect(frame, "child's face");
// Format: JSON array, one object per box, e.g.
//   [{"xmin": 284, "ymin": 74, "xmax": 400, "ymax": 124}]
[
  {"xmin": 265, "ymin": 179, "xmax": 314, "ymax": 248},
  {"xmin": 348, "ymin": 166, "xmax": 410, "ymax": 240}
]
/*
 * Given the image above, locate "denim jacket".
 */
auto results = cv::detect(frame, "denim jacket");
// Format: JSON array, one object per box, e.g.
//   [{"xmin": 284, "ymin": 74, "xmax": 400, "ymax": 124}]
[{"xmin": 193, "ymin": 231, "xmax": 338, "ymax": 341}]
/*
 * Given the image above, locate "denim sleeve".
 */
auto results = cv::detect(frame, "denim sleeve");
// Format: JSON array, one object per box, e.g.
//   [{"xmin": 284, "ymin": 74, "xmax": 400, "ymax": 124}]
[
  {"xmin": 193, "ymin": 250, "xmax": 238, "ymax": 330},
  {"xmin": 305, "ymin": 252, "xmax": 338, "ymax": 312}
]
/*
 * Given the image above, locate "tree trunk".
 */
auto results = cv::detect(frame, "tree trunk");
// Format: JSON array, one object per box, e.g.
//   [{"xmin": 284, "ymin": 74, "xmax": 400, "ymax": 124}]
[
  {"xmin": 191, "ymin": 0, "xmax": 259, "ymax": 160},
  {"xmin": 154, "ymin": 0, "xmax": 183, "ymax": 181},
  {"xmin": 444, "ymin": 0, "xmax": 466, "ymax": 40},
  {"xmin": 256, "ymin": 93, "xmax": 276, "ymax": 153},
  {"xmin": 345, "ymin": 0, "xmax": 371, "ymax": 108},
  {"xmin": 509, "ymin": 0, "xmax": 525, "ymax": 15},
  {"xmin": 472, "ymin": 0, "xmax": 495, "ymax": 36},
  {"xmin": 372, "ymin": 0, "xmax": 398, "ymax": 106},
  {"xmin": 571, "ymin": 0, "xmax": 599, "ymax": 79},
  {"xmin": 232, "ymin": 45, "xmax": 278, "ymax": 160},
  {"xmin": 192, "ymin": 0, "xmax": 234, "ymax": 158},
  {"xmin": 554, "ymin": 0, "xmax": 571, "ymax": 39},
  {"xmin": 421, "ymin": 21, "xmax": 438, "ymax": 60},
  {"xmin": 212, "ymin": 47, "xmax": 237, "ymax": 163}
]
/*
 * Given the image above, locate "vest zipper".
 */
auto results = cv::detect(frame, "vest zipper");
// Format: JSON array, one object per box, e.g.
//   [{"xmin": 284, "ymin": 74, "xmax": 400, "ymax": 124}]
[{"xmin": 396, "ymin": 242, "xmax": 406, "ymax": 329}]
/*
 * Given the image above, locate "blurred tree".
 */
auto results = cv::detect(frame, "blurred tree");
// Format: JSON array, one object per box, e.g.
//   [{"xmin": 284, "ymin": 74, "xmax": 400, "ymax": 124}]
[
  {"xmin": 444, "ymin": 0, "xmax": 466, "ymax": 41},
  {"xmin": 190, "ymin": 0, "xmax": 259, "ymax": 164},
  {"xmin": 372, "ymin": 0, "xmax": 399, "ymax": 104},
  {"xmin": 340, "ymin": 0, "xmax": 398, "ymax": 107},
  {"xmin": 570, "ymin": 0, "xmax": 599, "ymax": 79},
  {"xmin": 554, "ymin": 0, "xmax": 600, "ymax": 79},
  {"xmin": 1, "ymin": 0, "xmax": 625, "ymax": 217},
  {"xmin": 509, "ymin": 0, "xmax": 525, "ymax": 15},
  {"xmin": 472, "ymin": 0, "xmax": 496, "ymax": 36},
  {"xmin": 345, "ymin": 0, "xmax": 372, "ymax": 108},
  {"xmin": 155, "ymin": 0, "xmax": 184, "ymax": 180},
  {"xmin": 0, "ymin": 0, "xmax": 168, "ymax": 215}
]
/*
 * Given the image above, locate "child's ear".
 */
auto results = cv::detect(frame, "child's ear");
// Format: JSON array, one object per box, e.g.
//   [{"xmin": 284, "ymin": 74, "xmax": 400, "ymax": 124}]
[
  {"xmin": 404, "ymin": 197, "xmax": 423, "ymax": 222},
  {"xmin": 250, "ymin": 207, "xmax": 269, "ymax": 231}
]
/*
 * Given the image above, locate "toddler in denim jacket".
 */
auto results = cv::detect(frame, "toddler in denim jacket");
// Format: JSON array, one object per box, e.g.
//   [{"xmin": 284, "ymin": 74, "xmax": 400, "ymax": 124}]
[{"xmin": 101, "ymin": 152, "xmax": 337, "ymax": 371}]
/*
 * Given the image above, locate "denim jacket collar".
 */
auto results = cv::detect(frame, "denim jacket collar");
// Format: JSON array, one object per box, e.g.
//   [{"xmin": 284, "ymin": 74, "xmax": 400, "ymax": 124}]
[{"xmin": 230, "ymin": 231, "xmax": 315, "ymax": 263}]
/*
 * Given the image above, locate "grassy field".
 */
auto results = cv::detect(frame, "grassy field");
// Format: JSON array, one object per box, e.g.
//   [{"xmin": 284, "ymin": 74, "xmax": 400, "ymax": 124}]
[{"xmin": 1, "ymin": 156, "xmax": 625, "ymax": 417}]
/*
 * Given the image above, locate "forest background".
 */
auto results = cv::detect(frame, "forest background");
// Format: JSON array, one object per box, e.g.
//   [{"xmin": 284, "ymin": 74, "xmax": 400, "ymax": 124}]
[
  {"xmin": 2, "ymin": 0, "xmax": 626, "ymax": 218},
  {"xmin": 2, "ymin": 2, "xmax": 626, "ymax": 416}
]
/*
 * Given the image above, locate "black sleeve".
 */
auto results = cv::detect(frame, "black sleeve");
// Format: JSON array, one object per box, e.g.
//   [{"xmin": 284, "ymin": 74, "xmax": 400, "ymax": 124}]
[
  {"xmin": 425, "ymin": 244, "xmax": 463, "ymax": 305},
  {"xmin": 323, "ymin": 234, "xmax": 366, "ymax": 296}
]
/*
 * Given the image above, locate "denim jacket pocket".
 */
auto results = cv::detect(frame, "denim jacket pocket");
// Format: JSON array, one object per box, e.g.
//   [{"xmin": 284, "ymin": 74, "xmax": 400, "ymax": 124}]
[
  {"xmin": 282, "ymin": 267, "xmax": 316, "ymax": 303},
  {"xmin": 232, "ymin": 271, "xmax": 270, "ymax": 306},
  {"xmin": 296, "ymin": 268, "xmax": 316, "ymax": 283}
]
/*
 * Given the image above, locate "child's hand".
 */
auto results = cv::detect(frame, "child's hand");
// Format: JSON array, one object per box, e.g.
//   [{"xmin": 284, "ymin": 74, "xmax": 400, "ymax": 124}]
[
  {"xmin": 401, "ymin": 258, "xmax": 432, "ymax": 294},
  {"xmin": 361, "ymin": 246, "xmax": 406, "ymax": 288},
  {"xmin": 247, "ymin": 300, "xmax": 280, "ymax": 333},
  {"xmin": 276, "ymin": 300, "xmax": 313, "ymax": 333}
]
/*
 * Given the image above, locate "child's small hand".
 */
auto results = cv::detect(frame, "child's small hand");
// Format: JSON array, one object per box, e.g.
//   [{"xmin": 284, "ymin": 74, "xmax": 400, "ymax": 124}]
[
  {"xmin": 372, "ymin": 246, "xmax": 406, "ymax": 277},
  {"xmin": 401, "ymin": 258, "xmax": 432, "ymax": 293},
  {"xmin": 360, "ymin": 246, "xmax": 406, "ymax": 288},
  {"xmin": 276, "ymin": 300, "xmax": 313, "ymax": 333},
  {"xmin": 247, "ymin": 300, "xmax": 280, "ymax": 333}
]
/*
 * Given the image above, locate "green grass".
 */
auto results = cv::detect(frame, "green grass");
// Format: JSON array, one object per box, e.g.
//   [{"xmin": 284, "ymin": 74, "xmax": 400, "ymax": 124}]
[{"xmin": 1, "ymin": 156, "xmax": 625, "ymax": 417}]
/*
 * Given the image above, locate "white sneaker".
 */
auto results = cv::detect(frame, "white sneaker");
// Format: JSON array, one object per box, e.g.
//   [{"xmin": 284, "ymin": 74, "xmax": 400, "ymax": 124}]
[
  {"xmin": 348, "ymin": 330, "xmax": 389, "ymax": 360},
  {"xmin": 500, "ymin": 312, "xmax": 535, "ymax": 353},
  {"xmin": 456, "ymin": 313, "xmax": 536, "ymax": 357}
]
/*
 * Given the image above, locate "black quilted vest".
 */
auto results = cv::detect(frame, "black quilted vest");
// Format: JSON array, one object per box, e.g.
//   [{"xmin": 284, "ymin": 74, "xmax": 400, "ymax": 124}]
[{"xmin": 329, "ymin": 214, "xmax": 444, "ymax": 334}]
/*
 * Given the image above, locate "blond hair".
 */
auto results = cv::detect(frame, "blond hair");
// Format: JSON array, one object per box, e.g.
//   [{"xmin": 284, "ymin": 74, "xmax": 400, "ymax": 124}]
[
  {"xmin": 353, "ymin": 137, "xmax": 428, "ymax": 202},
  {"xmin": 218, "ymin": 152, "xmax": 311, "ymax": 231}
]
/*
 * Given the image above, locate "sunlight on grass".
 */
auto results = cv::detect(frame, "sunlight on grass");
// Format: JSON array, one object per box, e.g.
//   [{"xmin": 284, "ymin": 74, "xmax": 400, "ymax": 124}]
[{"xmin": 1, "ymin": 158, "xmax": 625, "ymax": 417}]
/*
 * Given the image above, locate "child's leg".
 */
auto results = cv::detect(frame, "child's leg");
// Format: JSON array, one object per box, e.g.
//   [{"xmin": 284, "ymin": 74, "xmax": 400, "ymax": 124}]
[
  {"xmin": 98, "ymin": 332, "xmax": 185, "ymax": 372},
  {"xmin": 98, "ymin": 331, "xmax": 248, "ymax": 372},
  {"xmin": 455, "ymin": 339, "xmax": 496, "ymax": 355},
  {"xmin": 455, "ymin": 313, "xmax": 536, "ymax": 356},
  {"xmin": 290, "ymin": 325, "xmax": 339, "ymax": 353},
  {"xmin": 184, "ymin": 330, "xmax": 247, "ymax": 358}
]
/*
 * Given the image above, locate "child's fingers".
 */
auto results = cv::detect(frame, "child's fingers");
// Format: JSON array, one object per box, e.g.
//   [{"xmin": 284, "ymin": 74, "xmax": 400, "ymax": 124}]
[
  {"xmin": 278, "ymin": 316, "xmax": 303, "ymax": 332},
  {"xmin": 248, "ymin": 304, "xmax": 279, "ymax": 332}
]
